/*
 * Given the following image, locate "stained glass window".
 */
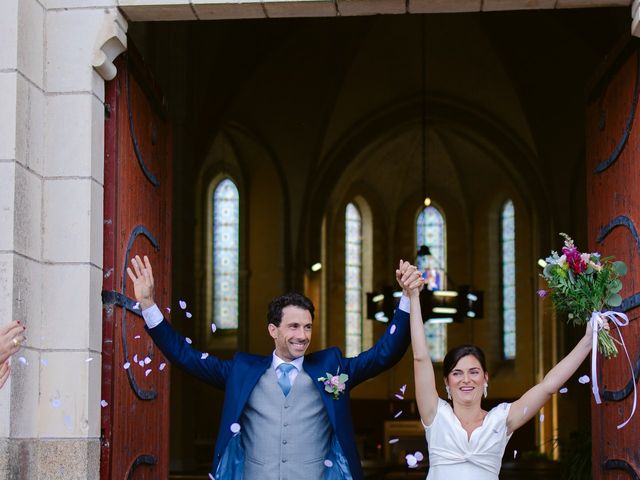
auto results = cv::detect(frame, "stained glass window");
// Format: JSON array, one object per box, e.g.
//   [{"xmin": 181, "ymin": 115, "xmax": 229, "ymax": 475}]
[
  {"xmin": 345, "ymin": 203, "xmax": 363, "ymax": 357},
  {"xmin": 416, "ymin": 206, "xmax": 447, "ymax": 362},
  {"xmin": 501, "ymin": 200, "xmax": 516, "ymax": 359},
  {"xmin": 213, "ymin": 178, "xmax": 239, "ymax": 329}
]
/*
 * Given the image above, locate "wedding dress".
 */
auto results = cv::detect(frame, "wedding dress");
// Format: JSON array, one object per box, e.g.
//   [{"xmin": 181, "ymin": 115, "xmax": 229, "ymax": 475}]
[{"xmin": 423, "ymin": 399, "xmax": 513, "ymax": 480}]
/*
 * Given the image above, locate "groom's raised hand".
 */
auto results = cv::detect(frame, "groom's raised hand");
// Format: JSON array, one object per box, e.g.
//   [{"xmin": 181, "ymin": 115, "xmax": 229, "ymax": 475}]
[{"xmin": 126, "ymin": 255, "xmax": 156, "ymax": 310}]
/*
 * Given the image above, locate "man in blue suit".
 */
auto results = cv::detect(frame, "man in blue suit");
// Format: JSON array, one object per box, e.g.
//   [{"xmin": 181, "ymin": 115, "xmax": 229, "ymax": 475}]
[{"xmin": 127, "ymin": 255, "xmax": 423, "ymax": 480}]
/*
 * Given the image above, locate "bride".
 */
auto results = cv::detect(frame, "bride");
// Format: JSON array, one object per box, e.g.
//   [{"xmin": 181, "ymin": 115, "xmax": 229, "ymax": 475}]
[{"xmin": 400, "ymin": 265, "xmax": 597, "ymax": 479}]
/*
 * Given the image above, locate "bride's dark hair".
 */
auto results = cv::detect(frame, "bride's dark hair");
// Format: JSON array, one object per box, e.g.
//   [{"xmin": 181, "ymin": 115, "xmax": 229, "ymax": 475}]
[{"xmin": 442, "ymin": 344, "xmax": 487, "ymax": 378}]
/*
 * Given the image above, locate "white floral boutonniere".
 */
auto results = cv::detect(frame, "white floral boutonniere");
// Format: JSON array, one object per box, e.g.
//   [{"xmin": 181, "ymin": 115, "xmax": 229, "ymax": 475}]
[{"xmin": 318, "ymin": 369, "xmax": 349, "ymax": 400}]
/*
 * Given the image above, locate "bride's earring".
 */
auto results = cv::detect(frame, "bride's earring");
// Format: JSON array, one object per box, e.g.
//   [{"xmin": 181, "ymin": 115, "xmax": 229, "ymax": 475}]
[
  {"xmin": 445, "ymin": 385, "xmax": 451, "ymax": 400},
  {"xmin": 483, "ymin": 383, "xmax": 488, "ymax": 399}
]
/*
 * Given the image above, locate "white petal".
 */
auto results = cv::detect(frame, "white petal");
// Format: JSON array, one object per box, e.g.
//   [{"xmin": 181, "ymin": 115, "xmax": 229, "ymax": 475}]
[
  {"xmin": 578, "ymin": 375, "xmax": 590, "ymax": 384},
  {"xmin": 133, "ymin": 354, "xmax": 139, "ymax": 363},
  {"xmin": 145, "ymin": 369, "xmax": 152, "ymax": 377},
  {"xmin": 159, "ymin": 363, "xmax": 166, "ymax": 371},
  {"xmin": 144, "ymin": 356, "xmax": 151, "ymax": 365},
  {"xmin": 185, "ymin": 337, "xmax": 192, "ymax": 344},
  {"xmin": 85, "ymin": 358, "xmax": 93, "ymax": 363},
  {"xmin": 123, "ymin": 362, "xmax": 131, "ymax": 370},
  {"xmin": 41, "ymin": 358, "xmax": 48, "ymax": 366},
  {"xmin": 559, "ymin": 387, "xmax": 568, "ymax": 394},
  {"xmin": 324, "ymin": 460, "xmax": 333, "ymax": 468},
  {"xmin": 134, "ymin": 335, "xmax": 141, "ymax": 340},
  {"xmin": 394, "ymin": 394, "xmax": 404, "ymax": 400},
  {"xmin": 179, "ymin": 300, "xmax": 187, "ymax": 310},
  {"xmin": 166, "ymin": 307, "xmax": 171, "ymax": 314},
  {"xmin": 388, "ymin": 438, "xmax": 399, "ymax": 444},
  {"xmin": 133, "ymin": 302, "xmax": 140, "ymax": 310},
  {"xmin": 230, "ymin": 423, "xmax": 241, "ymax": 434},
  {"xmin": 390, "ymin": 325, "xmax": 397, "ymax": 335},
  {"xmin": 513, "ymin": 450, "xmax": 518, "ymax": 459},
  {"xmin": 18, "ymin": 357, "xmax": 27, "ymax": 365},
  {"xmin": 51, "ymin": 399, "xmax": 61, "ymax": 409},
  {"xmin": 414, "ymin": 451, "xmax": 424, "ymax": 461},
  {"xmin": 400, "ymin": 384, "xmax": 406, "ymax": 394},
  {"xmin": 539, "ymin": 413, "xmax": 545, "ymax": 423},
  {"xmin": 100, "ymin": 400, "xmax": 108, "ymax": 408},
  {"xmin": 139, "ymin": 361, "xmax": 145, "ymax": 367},
  {"xmin": 186, "ymin": 312, "xmax": 192, "ymax": 319},
  {"xmin": 201, "ymin": 353, "xmax": 209, "ymax": 360},
  {"xmin": 394, "ymin": 410, "xmax": 403, "ymax": 419},
  {"xmin": 211, "ymin": 323, "xmax": 217, "ymax": 334},
  {"xmin": 406, "ymin": 455, "xmax": 417, "ymax": 467},
  {"xmin": 209, "ymin": 475, "xmax": 214, "ymax": 480}
]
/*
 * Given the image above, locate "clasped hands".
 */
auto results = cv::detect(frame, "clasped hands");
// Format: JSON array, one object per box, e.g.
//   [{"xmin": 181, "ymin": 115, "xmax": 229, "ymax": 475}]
[
  {"xmin": 0, "ymin": 320, "xmax": 26, "ymax": 389},
  {"xmin": 396, "ymin": 260, "xmax": 425, "ymax": 297}
]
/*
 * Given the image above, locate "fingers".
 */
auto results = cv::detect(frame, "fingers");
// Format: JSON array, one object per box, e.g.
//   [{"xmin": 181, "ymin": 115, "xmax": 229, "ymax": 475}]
[
  {"xmin": 126, "ymin": 267, "xmax": 137, "ymax": 283},
  {"xmin": 143, "ymin": 255, "xmax": 154, "ymax": 286},
  {"xmin": 131, "ymin": 255, "xmax": 143, "ymax": 278},
  {"xmin": 0, "ymin": 320, "xmax": 21, "ymax": 337}
]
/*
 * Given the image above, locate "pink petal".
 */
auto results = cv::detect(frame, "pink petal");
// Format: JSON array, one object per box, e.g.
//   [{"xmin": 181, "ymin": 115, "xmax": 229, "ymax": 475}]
[{"xmin": 166, "ymin": 307, "xmax": 171, "ymax": 314}]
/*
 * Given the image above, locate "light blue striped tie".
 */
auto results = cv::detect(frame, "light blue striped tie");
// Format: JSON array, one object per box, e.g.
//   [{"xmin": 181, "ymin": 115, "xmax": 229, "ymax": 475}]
[{"xmin": 277, "ymin": 363, "xmax": 296, "ymax": 396}]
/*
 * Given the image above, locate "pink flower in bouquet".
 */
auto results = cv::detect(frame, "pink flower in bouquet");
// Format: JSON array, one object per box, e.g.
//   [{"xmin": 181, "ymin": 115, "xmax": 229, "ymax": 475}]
[{"xmin": 562, "ymin": 245, "xmax": 587, "ymax": 274}]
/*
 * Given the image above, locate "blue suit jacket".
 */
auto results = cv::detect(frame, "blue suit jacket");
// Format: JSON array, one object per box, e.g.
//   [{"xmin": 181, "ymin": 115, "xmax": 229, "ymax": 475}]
[{"xmin": 146, "ymin": 307, "xmax": 410, "ymax": 480}]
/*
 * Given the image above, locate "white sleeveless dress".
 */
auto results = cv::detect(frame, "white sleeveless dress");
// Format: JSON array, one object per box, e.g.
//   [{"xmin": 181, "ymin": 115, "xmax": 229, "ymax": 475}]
[{"xmin": 423, "ymin": 399, "xmax": 513, "ymax": 480}]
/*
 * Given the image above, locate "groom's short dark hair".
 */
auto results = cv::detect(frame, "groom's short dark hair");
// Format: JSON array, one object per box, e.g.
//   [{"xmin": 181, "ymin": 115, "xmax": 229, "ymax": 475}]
[{"xmin": 267, "ymin": 292, "xmax": 315, "ymax": 326}]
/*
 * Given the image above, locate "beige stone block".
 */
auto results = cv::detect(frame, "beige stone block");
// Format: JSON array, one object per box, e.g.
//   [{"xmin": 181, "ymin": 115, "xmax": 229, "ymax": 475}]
[
  {"xmin": 38, "ymin": 350, "xmax": 101, "ymax": 438},
  {"xmin": 0, "ymin": 162, "xmax": 16, "ymax": 252},
  {"xmin": 408, "ymin": 0, "xmax": 481, "ymax": 13},
  {"xmin": 41, "ymin": 264, "xmax": 102, "ymax": 352},
  {"xmin": 0, "ymin": 0, "xmax": 18, "ymax": 70},
  {"xmin": 556, "ymin": 0, "xmax": 629, "ymax": 6},
  {"xmin": 15, "ymin": 73, "xmax": 46, "ymax": 175},
  {"xmin": 191, "ymin": 0, "xmax": 265, "ymax": 19},
  {"xmin": 337, "ymin": 0, "xmax": 406, "ymax": 15},
  {"xmin": 43, "ymin": 179, "xmax": 93, "ymax": 263},
  {"xmin": 14, "ymin": 164, "xmax": 42, "ymax": 260},
  {"xmin": 119, "ymin": 0, "xmax": 197, "ymax": 20},
  {"xmin": 9, "ymin": 347, "xmax": 40, "ymax": 437},
  {"xmin": 11, "ymin": 237, "xmax": 43, "ymax": 347},
  {"xmin": 45, "ymin": 8, "xmax": 115, "ymax": 93},
  {"xmin": 263, "ymin": 0, "xmax": 337, "ymax": 18},
  {"xmin": 482, "ymin": 0, "xmax": 555, "ymax": 9},
  {"xmin": 45, "ymin": 93, "xmax": 104, "ymax": 183},
  {"xmin": 90, "ymin": 180, "xmax": 104, "ymax": 269},
  {"xmin": 0, "ymin": 72, "xmax": 17, "ymax": 160},
  {"xmin": 0, "ymin": 254, "xmax": 15, "ymax": 325},
  {"xmin": 17, "ymin": 0, "xmax": 45, "ymax": 88},
  {"xmin": 49, "ymin": 0, "xmax": 116, "ymax": 7}
]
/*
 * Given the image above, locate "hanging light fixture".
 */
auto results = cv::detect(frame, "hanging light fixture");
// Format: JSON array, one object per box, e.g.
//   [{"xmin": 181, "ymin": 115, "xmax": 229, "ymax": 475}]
[{"xmin": 421, "ymin": 15, "xmax": 431, "ymax": 208}]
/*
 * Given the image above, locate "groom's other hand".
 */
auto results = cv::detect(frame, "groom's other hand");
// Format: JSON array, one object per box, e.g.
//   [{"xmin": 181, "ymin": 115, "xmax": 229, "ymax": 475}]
[{"xmin": 126, "ymin": 255, "xmax": 156, "ymax": 310}]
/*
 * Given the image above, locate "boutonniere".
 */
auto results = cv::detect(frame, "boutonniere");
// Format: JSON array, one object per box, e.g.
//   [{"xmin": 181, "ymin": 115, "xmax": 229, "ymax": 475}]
[{"xmin": 318, "ymin": 369, "xmax": 349, "ymax": 400}]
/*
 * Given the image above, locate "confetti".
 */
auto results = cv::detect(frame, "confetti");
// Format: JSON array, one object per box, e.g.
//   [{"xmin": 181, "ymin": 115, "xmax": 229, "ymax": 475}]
[
  {"xmin": 186, "ymin": 312, "xmax": 192, "ymax": 319},
  {"xmin": 514, "ymin": 450, "xmax": 518, "ymax": 459},
  {"xmin": 394, "ymin": 410, "xmax": 403, "ymax": 419},
  {"xmin": 578, "ymin": 375, "xmax": 590, "ymax": 384},
  {"xmin": 123, "ymin": 362, "xmax": 131, "ymax": 370},
  {"xmin": 18, "ymin": 357, "xmax": 27, "ymax": 365},
  {"xmin": 209, "ymin": 475, "xmax": 214, "ymax": 480},
  {"xmin": 51, "ymin": 399, "xmax": 61, "ymax": 409},
  {"xmin": 185, "ymin": 337, "xmax": 192, "ymax": 344},
  {"xmin": 159, "ymin": 363, "xmax": 166, "ymax": 371},
  {"xmin": 138, "ymin": 361, "xmax": 145, "ymax": 367},
  {"xmin": 414, "ymin": 451, "xmax": 424, "ymax": 461},
  {"xmin": 134, "ymin": 335, "xmax": 141, "ymax": 340},
  {"xmin": 211, "ymin": 323, "xmax": 217, "ymax": 334},
  {"xmin": 388, "ymin": 438, "xmax": 399, "ymax": 444},
  {"xmin": 394, "ymin": 394, "xmax": 404, "ymax": 400},
  {"xmin": 166, "ymin": 307, "xmax": 171, "ymax": 314},
  {"xmin": 133, "ymin": 354, "xmax": 138, "ymax": 363},
  {"xmin": 144, "ymin": 356, "xmax": 151, "ymax": 365},
  {"xmin": 145, "ymin": 369, "xmax": 152, "ymax": 377},
  {"xmin": 390, "ymin": 325, "xmax": 397, "ymax": 335},
  {"xmin": 41, "ymin": 358, "xmax": 48, "ymax": 366},
  {"xmin": 400, "ymin": 384, "xmax": 406, "ymax": 395},
  {"xmin": 63, "ymin": 415, "xmax": 73, "ymax": 429},
  {"xmin": 100, "ymin": 400, "xmax": 108, "ymax": 408},
  {"xmin": 179, "ymin": 300, "xmax": 187, "ymax": 310},
  {"xmin": 201, "ymin": 353, "xmax": 209, "ymax": 360},
  {"xmin": 406, "ymin": 454, "xmax": 417, "ymax": 467},
  {"xmin": 324, "ymin": 460, "xmax": 333, "ymax": 468},
  {"xmin": 559, "ymin": 387, "xmax": 568, "ymax": 394},
  {"xmin": 133, "ymin": 302, "xmax": 140, "ymax": 310},
  {"xmin": 539, "ymin": 413, "xmax": 545, "ymax": 423},
  {"xmin": 86, "ymin": 358, "xmax": 93, "ymax": 363},
  {"xmin": 230, "ymin": 423, "xmax": 241, "ymax": 434}
]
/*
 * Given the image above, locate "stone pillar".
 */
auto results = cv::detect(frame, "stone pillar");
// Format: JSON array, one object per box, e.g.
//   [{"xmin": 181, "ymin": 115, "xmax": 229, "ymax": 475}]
[{"xmin": 0, "ymin": 2, "xmax": 125, "ymax": 478}]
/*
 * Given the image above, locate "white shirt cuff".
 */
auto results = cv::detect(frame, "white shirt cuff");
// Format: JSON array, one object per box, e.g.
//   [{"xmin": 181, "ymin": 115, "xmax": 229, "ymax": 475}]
[
  {"xmin": 398, "ymin": 295, "xmax": 410, "ymax": 313},
  {"xmin": 141, "ymin": 303, "xmax": 164, "ymax": 329}
]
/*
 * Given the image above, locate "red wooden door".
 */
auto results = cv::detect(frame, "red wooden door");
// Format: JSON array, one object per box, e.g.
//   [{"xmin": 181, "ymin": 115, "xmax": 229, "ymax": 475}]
[
  {"xmin": 101, "ymin": 49, "xmax": 172, "ymax": 479},
  {"xmin": 587, "ymin": 43, "xmax": 640, "ymax": 479}
]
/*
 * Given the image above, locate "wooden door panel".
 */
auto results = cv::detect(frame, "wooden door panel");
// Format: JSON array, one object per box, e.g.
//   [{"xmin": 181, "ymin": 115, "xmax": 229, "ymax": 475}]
[
  {"xmin": 102, "ymin": 50, "xmax": 172, "ymax": 479},
  {"xmin": 587, "ymin": 45, "xmax": 640, "ymax": 479}
]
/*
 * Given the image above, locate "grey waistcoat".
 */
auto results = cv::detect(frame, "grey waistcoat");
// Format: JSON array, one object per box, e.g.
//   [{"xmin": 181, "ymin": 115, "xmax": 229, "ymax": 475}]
[{"xmin": 240, "ymin": 367, "xmax": 331, "ymax": 480}]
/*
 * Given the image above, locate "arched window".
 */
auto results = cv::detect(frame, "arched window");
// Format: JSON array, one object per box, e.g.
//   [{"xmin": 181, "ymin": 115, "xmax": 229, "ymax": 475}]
[
  {"xmin": 345, "ymin": 202, "xmax": 363, "ymax": 357},
  {"xmin": 212, "ymin": 178, "xmax": 239, "ymax": 329},
  {"xmin": 416, "ymin": 205, "xmax": 447, "ymax": 362},
  {"xmin": 501, "ymin": 200, "xmax": 516, "ymax": 359}
]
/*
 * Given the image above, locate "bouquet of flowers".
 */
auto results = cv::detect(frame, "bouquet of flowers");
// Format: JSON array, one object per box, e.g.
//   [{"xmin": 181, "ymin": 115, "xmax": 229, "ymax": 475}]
[{"xmin": 539, "ymin": 233, "xmax": 627, "ymax": 358}]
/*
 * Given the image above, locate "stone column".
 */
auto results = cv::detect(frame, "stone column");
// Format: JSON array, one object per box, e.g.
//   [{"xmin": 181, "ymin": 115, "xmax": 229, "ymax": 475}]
[{"xmin": 0, "ymin": 2, "xmax": 124, "ymax": 478}]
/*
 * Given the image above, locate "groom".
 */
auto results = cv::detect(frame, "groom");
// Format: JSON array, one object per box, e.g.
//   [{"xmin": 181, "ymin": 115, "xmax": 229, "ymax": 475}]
[{"xmin": 128, "ymin": 255, "xmax": 423, "ymax": 480}]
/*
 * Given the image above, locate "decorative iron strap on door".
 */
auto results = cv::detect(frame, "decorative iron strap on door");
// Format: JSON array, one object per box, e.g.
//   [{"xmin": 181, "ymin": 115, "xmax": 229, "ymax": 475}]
[
  {"xmin": 101, "ymin": 47, "xmax": 172, "ymax": 480},
  {"xmin": 587, "ymin": 45, "xmax": 640, "ymax": 479}
]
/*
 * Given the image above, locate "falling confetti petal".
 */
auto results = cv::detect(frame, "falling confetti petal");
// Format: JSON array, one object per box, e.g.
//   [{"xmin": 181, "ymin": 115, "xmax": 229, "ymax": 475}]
[
  {"xmin": 179, "ymin": 300, "xmax": 187, "ymax": 310},
  {"xmin": 209, "ymin": 475, "xmax": 214, "ymax": 480},
  {"xmin": 138, "ymin": 361, "xmax": 145, "ymax": 367},
  {"xmin": 211, "ymin": 323, "xmax": 217, "ymax": 334},
  {"xmin": 18, "ymin": 357, "xmax": 27, "ymax": 365},
  {"xmin": 394, "ymin": 410, "xmax": 403, "ymax": 419},
  {"xmin": 388, "ymin": 438, "xmax": 399, "ymax": 444},
  {"xmin": 394, "ymin": 394, "xmax": 404, "ymax": 400},
  {"xmin": 578, "ymin": 375, "xmax": 590, "ymax": 384},
  {"xmin": 133, "ymin": 302, "xmax": 140, "ymax": 310},
  {"xmin": 51, "ymin": 399, "xmax": 61, "ymax": 409},
  {"xmin": 230, "ymin": 423, "xmax": 241, "ymax": 434},
  {"xmin": 324, "ymin": 460, "xmax": 333, "ymax": 468},
  {"xmin": 390, "ymin": 325, "xmax": 397, "ymax": 335},
  {"xmin": 201, "ymin": 353, "xmax": 209, "ymax": 360},
  {"xmin": 144, "ymin": 357, "xmax": 151, "ymax": 365},
  {"xmin": 123, "ymin": 362, "xmax": 131, "ymax": 370},
  {"xmin": 185, "ymin": 337, "xmax": 192, "ymax": 344},
  {"xmin": 400, "ymin": 384, "xmax": 407, "ymax": 395},
  {"xmin": 86, "ymin": 358, "xmax": 93, "ymax": 363},
  {"xmin": 133, "ymin": 354, "xmax": 139, "ymax": 363},
  {"xmin": 166, "ymin": 307, "xmax": 171, "ymax": 314},
  {"xmin": 159, "ymin": 363, "xmax": 166, "ymax": 371},
  {"xmin": 186, "ymin": 312, "xmax": 192, "ymax": 319},
  {"xmin": 134, "ymin": 335, "xmax": 141, "ymax": 340},
  {"xmin": 414, "ymin": 451, "xmax": 424, "ymax": 461},
  {"xmin": 41, "ymin": 358, "xmax": 48, "ymax": 366},
  {"xmin": 63, "ymin": 415, "xmax": 73, "ymax": 429},
  {"xmin": 559, "ymin": 387, "xmax": 568, "ymax": 394},
  {"xmin": 100, "ymin": 400, "xmax": 108, "ymax": 408},
  {"xmin": 406, "ymin": 454, "xmax": 418, "ymax": 467},
  {"xmin": 145, "ymin": 369, "xmax": 152, "ymax": 377},
  {"xmin": 539, "ymin": 414, "xmax": 545, "ymax": 423},
  {"xmin": 513, "ymin": 450, "xmax": 518, "ymax": 459}
]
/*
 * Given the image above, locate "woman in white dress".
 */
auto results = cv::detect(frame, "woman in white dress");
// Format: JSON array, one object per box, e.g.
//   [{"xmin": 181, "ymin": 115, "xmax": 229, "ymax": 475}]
[{"xmin": 399, "ymin": 263, "xmax": 598, "ymax": 480}]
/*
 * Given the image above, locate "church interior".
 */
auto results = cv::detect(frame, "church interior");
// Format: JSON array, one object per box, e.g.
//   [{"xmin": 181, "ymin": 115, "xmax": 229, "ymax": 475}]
[{"xmin": 126, "ymin": 7, "xmax": 629, "ymax": 478}]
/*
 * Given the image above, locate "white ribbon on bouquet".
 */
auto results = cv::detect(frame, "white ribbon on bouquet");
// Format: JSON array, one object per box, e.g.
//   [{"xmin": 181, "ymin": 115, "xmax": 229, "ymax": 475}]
[{"xmin": 589, "ymin": 310, "xmax": 637, "ymax": 429}]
